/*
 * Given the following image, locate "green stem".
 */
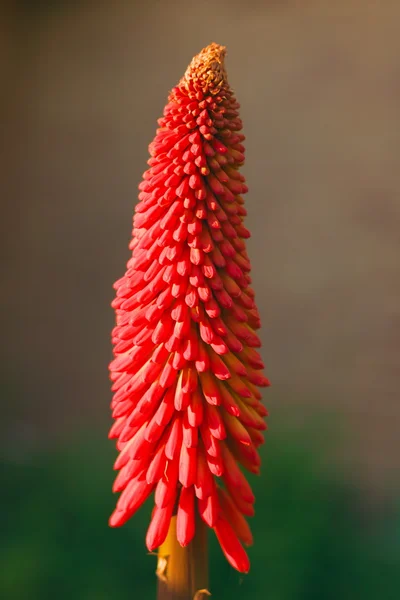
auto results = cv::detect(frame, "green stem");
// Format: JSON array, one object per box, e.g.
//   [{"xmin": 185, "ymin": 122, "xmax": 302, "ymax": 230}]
[{"xmin": 156, "ymin": 514, "xmax": 209, "ymax": 600}]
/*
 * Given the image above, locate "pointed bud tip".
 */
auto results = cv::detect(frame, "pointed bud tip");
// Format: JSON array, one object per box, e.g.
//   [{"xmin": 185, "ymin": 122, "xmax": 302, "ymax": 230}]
[
  {"xmin": 181, "ymin": 43, "xmax": 228, "ymax": 94},
  {"xmin": 109, "ymin": 510, "xmax": 123, "ymax": 528}
]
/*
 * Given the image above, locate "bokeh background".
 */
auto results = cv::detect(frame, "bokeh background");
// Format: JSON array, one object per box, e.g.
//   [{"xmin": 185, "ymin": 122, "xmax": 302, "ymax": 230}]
[{"xmin": 2, "ymin": 1, "xmax": 400, "ymax": 598}]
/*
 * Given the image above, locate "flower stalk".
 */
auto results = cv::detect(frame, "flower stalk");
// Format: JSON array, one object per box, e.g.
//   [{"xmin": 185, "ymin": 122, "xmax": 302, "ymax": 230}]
[{"xmin": 157, "ymin": 515, "xmax": 209, "ymax": 600}]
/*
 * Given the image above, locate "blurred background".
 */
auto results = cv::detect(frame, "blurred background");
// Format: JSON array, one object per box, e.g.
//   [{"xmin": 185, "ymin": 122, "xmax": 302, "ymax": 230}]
[{"xmin": 2, "ymin": 0, "xmax": 400, "ymax": 598}]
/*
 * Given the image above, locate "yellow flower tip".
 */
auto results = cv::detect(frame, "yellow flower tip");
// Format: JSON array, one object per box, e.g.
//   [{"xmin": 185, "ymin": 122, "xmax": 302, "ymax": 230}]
[{"xmin": 181, "ymin": 42, "xmax": 228, "ymax": 94}]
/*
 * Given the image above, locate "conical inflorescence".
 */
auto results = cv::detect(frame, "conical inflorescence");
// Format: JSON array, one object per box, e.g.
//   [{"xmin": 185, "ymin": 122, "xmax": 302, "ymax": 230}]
[{"xmin": 109, "ymin": 43, "xmax": 269, "ymax": 573}]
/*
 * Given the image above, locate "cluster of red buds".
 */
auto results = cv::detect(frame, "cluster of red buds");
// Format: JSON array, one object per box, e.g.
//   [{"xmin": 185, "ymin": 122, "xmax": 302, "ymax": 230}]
[{"xmin": 109, "ymin": 43, "xmax": 269, "ymax": 573}]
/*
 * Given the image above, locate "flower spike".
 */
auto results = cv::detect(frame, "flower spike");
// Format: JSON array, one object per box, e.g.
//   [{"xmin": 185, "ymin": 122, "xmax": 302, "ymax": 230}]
[{"xmin": 109, "ymin": 43, "xmax": 270, "ymax": 574}]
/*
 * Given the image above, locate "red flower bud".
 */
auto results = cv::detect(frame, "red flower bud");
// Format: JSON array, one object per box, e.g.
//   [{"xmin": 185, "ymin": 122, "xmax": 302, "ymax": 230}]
[{"xmin": 109, "ymin": 43, "xmax": 270, "ymax": 573}]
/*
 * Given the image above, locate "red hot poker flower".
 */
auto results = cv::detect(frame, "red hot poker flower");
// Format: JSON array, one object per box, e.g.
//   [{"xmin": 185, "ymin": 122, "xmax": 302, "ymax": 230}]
[{"xmin": 109, "ymin": 43, "xmax": 270, "ymax": 574}]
